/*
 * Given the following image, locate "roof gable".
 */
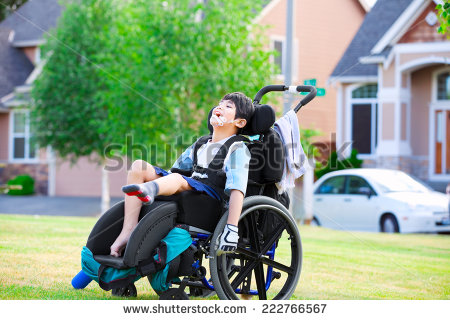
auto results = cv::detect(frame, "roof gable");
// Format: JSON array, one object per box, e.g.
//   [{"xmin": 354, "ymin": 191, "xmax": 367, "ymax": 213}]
[
  {"xmin": 0, "ymin": 28, "xmax": 34, "ymax": 99},
  {"xmin": 370, "ymin": 0, "xmax": 442, "ymax": 54},
  {"xmin": 397, "ymin": 1, "xmax": 447, "ymax": 44},
  {"xmin": 330, "ymin": 0, "xmax": 413, "ymax": 80}
]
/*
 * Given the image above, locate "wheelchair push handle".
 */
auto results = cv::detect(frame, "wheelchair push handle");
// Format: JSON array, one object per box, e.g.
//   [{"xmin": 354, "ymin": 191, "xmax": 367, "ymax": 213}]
[{"xmin": 252, "ymin": 85, "xmax": 317, "ymax": 113}]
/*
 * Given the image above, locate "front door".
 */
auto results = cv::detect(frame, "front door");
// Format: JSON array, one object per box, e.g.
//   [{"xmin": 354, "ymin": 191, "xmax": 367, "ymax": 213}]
[{"xmin": 434, "ymin": 110, "xmax": 450, "ymax": 175}]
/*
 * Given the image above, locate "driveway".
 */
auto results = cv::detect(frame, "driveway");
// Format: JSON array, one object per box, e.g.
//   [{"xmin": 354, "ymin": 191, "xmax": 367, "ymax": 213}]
[{"xmin": 0, "ymin": 195, "xmax": 123, "ymax": 217}]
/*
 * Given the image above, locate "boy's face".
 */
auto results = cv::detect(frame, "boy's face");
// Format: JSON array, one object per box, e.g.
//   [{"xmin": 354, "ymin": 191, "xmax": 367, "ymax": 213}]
[{"xmin": 212, "ymin": 100, "xmax": 247, "ymax": 129}]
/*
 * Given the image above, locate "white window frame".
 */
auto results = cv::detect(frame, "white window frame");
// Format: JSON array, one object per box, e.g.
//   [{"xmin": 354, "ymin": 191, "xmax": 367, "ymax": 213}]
[
  {"xmin": 270, "ymin": 36, "xmax": 298, "ymax": 81},
  {"xmin": 346, "ymin": 83, "xmax": 378, "ymax": 159},
  {"xmin": 429, "ymin": 66, "xmax": 450, "ymax": 180},
  {"xmin": 8, "ymin": 109, "xmax": 38, "ymax": 163}
]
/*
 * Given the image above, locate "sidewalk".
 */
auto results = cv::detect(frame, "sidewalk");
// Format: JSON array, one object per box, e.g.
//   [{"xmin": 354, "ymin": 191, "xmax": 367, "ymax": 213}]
[{"xmin": 0, "ymin": 195, "xmax": 123, "ymax": 217}]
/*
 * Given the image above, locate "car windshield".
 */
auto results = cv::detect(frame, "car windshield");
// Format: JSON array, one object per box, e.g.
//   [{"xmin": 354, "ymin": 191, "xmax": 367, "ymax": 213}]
[{"xmin": 369, "ymin": 172, "xmax": 431, "ymax": 193}]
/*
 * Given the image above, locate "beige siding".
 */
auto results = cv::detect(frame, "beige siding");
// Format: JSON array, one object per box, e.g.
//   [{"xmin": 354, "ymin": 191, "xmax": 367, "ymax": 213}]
[
  {"xmin": 259, "ymin": 0, "xmax": 365, "ymax": 139},
  {"xmin": 382, "ymin": 103, "xmax": 395, "ymax": 140},
  {"xmin": 383, "ymin": 60, "xmax": 396, "ymax": 88},
  {"xmin": 22, "ymin": 47, "xmax": 37, "ymax": 65},
  {"xmin": 0, "ymin": 113, "xmax": 9, "ymax": 161},
  {"xmin": 400, "ymin": 52, "xmax": 450, "ymax": 66},
  {"xmin": 54, "ymin": 156, "xmax": 128, "ymax": 197}
]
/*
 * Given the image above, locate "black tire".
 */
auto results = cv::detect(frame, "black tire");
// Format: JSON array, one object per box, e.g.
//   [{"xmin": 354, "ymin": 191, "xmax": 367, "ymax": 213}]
[
  {"xmin": 111, "ymin": 284, "xmax": 137, "ymax": 297},
  {"xmin": 310, "ymin": 217, "xmax": 320, "ymax": 227},
  {"xmin": 381, "ymin": 215, "xmax": 399, "ymax": 233},
  {"xmin": 159, "ymin": 288, "xmax": 189, "ymax": 300},
  {"xmin": 209, "ymin": 196, "xmax": 302, "ymax": 300}
]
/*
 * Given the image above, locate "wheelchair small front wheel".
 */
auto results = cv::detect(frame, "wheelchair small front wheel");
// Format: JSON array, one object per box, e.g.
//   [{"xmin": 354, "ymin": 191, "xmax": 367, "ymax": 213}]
[{"xmin": 210, "ymin": 196, "xmax": 302, "ymax": 300}]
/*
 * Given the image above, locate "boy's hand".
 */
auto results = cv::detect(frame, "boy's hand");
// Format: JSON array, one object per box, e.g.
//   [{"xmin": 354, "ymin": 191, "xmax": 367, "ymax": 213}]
[{"xmin": 216, "ymin": 224, "xmax": 239, "ymax": 256}]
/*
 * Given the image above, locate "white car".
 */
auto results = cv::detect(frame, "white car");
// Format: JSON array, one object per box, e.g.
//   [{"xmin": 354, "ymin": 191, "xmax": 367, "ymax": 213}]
[{"xmin": 312, "ymin": 169, "xmax": 450, "ymax": 233}]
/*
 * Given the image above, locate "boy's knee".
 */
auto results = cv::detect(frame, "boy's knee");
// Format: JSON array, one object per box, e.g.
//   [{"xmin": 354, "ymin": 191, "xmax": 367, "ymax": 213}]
[
  {"xmin": 130, "ymin": 160, "xmax": 151, "ymax": 173},
  {"xmin": 171, "ymin": 173, "xmax": 182, "ymax": 181}
]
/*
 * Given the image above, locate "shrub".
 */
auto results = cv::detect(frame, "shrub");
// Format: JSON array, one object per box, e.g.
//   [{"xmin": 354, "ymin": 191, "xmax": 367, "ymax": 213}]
[
  {"xmin": 315, "ymin": 149, "xmax": 363, "ymax": 179},
  {"xmin": 7, "ymin": 175, "xmax": 35, "ymax": 195}
]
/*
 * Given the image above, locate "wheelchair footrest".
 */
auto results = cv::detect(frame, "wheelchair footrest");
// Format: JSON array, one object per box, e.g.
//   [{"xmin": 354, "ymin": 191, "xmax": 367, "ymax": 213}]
[{"xmin": 94, "ymin": 255, "xmax": 129, "ymax": 270}]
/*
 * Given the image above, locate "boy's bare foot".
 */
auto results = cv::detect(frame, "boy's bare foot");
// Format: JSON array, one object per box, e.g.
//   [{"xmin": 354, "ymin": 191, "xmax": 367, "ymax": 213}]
[{"xmin": 122, "ymin": 181, "xmax": 159, "ymax": 205}]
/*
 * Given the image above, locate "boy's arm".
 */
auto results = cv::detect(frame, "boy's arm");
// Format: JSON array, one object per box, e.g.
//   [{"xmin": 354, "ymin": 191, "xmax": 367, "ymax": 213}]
[
  {"xmin": 217, "ymin": 142, "xmax": 250, "ymax": 256},
  {"xmin": 216, "ymin": 189, "xmax": 243, "ymax": 256},
  {"xmin": 227, "ymin": 189, "xmax": 244, "ymax": 226}
]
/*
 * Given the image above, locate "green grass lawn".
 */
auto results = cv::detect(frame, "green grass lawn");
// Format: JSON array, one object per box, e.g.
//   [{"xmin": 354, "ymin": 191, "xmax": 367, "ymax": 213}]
[{"xmin": 0, "ymin": 214, "xmax": 449, "ymax": 300}]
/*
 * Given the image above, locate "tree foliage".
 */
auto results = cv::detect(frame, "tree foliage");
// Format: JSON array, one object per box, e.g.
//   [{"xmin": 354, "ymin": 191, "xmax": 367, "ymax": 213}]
[
  {"xmin": 436, "ymin": 1, "xmax": 450, "ymax": 38},
  {"xmin": 32, "ymin": 0, "xmax": 116, "ymax": 163},
  {"xmin": 105, "ymin": 0, "xmax": 273, "ymax": 167},
  {"xmin": 32, "ymin": 0, "xmax": 274, "ymax": 168},
  {"xmin": 315, "ymin": 149, "xmax": 363, "ymax": 179}
]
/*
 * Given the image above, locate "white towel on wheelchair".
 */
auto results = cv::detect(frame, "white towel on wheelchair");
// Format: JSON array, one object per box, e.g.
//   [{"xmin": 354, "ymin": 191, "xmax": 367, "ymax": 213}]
[{"xmin": 273, "ymin": 110, "xmax": 306, "ymax": 193}]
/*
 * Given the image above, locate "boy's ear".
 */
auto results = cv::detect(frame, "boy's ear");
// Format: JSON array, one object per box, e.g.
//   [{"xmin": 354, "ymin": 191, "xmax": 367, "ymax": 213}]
[{"xmin": 235, "ymin": 118, "xmax": 247, "ymax": 128}]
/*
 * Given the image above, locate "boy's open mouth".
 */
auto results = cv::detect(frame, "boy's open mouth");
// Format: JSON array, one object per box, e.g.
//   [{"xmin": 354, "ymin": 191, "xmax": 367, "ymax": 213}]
[{"xmin": 214, "ymin": 110, "xmax": 222, "ymax": 116}]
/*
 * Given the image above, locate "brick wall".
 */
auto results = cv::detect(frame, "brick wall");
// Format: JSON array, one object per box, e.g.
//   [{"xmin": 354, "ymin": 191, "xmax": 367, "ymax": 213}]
[
  {"xmin": 0, "ymin": 163, "xmax": 48, "ymax": 194},
  {"xmin": 364, "ymin": 156, "xmax": 429, "ymax": 180}
]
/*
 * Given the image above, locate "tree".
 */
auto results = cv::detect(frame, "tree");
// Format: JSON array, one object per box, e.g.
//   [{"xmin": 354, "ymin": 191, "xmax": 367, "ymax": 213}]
[
  {"xmin": 32, "ymin": 0, "xmax": 274, "ymax": 210},
  {"xmin": 436, "ymin": 1, "xmax": 450, "ymax": 38},
  {"xmin": 104, "ymin": 0, "xmax": 274, "ymax": 166},
  {"xmin": 31, "ymin": 0, "xmax": 117, "ymax": 211},
  {"xmin": 0, "ymin": 0, "xmax": 28, "ymax": 22}
]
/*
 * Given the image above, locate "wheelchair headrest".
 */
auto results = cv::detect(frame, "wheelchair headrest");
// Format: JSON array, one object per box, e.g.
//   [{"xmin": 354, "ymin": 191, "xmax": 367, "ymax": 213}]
[{"xmin": 207, "ymin": 104, "xmax": 275, "ymax": 135}]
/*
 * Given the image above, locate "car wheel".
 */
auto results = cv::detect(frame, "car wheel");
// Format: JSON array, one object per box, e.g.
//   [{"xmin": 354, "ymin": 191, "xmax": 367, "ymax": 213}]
[
  {"xmin": 381, "ymin": 215, "xmax": 399, "ymax": 233},
  {"xmin": 310, "ymin": 217, "xmax": 320, "ymax": 227}
]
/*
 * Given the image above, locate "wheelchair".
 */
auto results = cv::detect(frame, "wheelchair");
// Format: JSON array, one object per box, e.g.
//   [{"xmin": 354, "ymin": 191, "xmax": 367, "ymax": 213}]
[{"xmin": 84, "ymin": 85, "xmax": 316, "ymax": 300}]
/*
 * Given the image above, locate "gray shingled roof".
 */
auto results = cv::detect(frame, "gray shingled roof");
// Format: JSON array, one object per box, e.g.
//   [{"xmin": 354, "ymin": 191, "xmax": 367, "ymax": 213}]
[
  {"xmin": 0, "ymin": 0, "xmax": 62, "ymax": 46},
  {"xmin": 330, "ymin": 0, "xmax": 412, "ymax": 80},
  {"xmin": 0, "ymin": 28, "xmax": 34, "ymax": 99}
]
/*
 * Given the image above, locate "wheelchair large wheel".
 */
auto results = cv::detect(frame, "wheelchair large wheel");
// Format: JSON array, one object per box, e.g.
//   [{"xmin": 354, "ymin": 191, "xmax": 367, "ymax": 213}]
[{"xmin": 210, "ymin": 196, "xmax": 302, "ymax": 300}]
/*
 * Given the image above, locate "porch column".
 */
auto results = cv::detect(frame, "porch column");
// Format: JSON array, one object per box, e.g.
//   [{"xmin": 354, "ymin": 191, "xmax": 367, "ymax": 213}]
[{"xmin": 376, "ymin": 57, "xmax": 412, "ymax": 162}]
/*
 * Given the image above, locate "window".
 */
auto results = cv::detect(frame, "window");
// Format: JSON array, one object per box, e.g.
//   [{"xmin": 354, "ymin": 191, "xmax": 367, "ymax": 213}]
[
  {"xmin": 346, "ymin": 176, "xmax": 375, "ymax": 195},
  {"xmin": 350, "ymin": 84, "xmax": 378, "ymax": 155},
  {"xmin": 10, "ymin": 110, "xmax": 37, "ymax": 161},
  {"xmin": 352, "ymin": 84, "xmax": 377, "ymax": 99},
  {"xmin": 273, "ymin": 39, "xmax": 284, "ymax": 75},
  {"xmin": 437, "ymin": 72, "xmax": 450, "ymax": 100},
  {"xmin": 316, "ymin": 176, "xmax": 346, "ymax": 194}
]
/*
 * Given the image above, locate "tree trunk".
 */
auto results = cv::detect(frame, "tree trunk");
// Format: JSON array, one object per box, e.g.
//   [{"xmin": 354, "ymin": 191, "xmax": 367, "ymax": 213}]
[{"xmin": 101, "ymin": 164, "xmax": 110, "ymax": 214}]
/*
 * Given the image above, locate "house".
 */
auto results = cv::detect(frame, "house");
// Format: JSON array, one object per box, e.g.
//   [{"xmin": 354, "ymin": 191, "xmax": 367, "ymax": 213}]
[
  {"xmin": 256, "ymin": 0, "xmax": 366, "ymax": 144},
  {"xmin": 0, "ymin": 0, "xmax": 128, "ymax": 198},
  {"xmin": 330, "ymin": 0, "xmax": 450, "ymax": 189},
  {"xmin": 0, "ymin": 0, "xmax": 367, "ymax": 197}
]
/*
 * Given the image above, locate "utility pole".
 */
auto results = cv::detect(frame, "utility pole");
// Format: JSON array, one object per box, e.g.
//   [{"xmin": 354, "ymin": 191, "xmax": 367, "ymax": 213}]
[
  {"xmin": 283, "ymin": 0, "xmax": 294, "ymax": 115},
  {"xmin": 283, "ymin": 0, "xmax": 297, "ymax": 217}
]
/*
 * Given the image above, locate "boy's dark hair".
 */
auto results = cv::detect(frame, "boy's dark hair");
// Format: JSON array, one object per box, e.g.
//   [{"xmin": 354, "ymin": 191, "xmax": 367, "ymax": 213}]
[{"xmin": 222, "ymin": 92, "xmax": 254, "ymax": 122}]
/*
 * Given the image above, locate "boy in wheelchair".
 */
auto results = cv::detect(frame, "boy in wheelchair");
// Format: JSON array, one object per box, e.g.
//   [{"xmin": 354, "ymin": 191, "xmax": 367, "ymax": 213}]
[{"xmin": 110, "ymin": 92, "xmax": 254, "ymax": 258}]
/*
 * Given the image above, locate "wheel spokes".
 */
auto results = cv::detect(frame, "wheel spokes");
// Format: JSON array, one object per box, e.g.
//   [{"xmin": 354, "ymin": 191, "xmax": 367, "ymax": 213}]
[
  {"xmin": 261, "ymin": 256, "xmax": 295, "ymax": 275},
  {"xmin": 254, "ymin": 261, "xmax": 267, "ymax": 299}
]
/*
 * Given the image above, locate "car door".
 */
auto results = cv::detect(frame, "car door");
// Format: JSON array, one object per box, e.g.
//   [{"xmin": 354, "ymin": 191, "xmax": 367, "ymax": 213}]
[
  {"xmin": 314, "ymin": 175, "xmax": 348, "ymax": 229},
  {"xmin": 341, "ymin": 175, "xmax": 379, "ymax": 231}
]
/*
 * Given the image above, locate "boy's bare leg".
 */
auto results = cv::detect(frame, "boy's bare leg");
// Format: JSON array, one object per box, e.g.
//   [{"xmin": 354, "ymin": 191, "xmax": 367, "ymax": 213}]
[
  {"xmin": 154, "ymin": 173, "xmax": 192, "ymax": 195},
  {"xmin": 122, "ymin": 173, "xmax": 192, "ymax": 203},
  {"xmin": 110, "ymin": 160, "xmax": 161, "ymax": 257}
]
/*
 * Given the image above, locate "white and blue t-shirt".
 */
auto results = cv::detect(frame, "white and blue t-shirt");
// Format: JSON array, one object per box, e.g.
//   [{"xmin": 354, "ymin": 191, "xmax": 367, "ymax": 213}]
[{"xmin": 172, "ymin": 135, "xmax": 251, "ymax": 196}]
